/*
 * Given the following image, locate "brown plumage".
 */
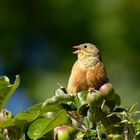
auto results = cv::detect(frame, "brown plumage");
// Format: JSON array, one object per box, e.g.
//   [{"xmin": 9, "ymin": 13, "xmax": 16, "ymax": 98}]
[{"xmin": 67, "ymin": 43, "xmax": 108, "ymax": 96}]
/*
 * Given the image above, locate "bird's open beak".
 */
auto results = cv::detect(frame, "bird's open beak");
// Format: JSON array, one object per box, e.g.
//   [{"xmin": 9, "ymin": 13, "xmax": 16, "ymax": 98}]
[{"xmin": 73, "ymin": 45, "xmax": 81, "ymax": 54}]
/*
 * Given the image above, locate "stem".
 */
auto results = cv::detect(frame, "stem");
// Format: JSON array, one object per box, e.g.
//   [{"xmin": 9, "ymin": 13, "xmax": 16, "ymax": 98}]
[
  {"xmin": 124, "ymin": 127, "xmax": 129, "ymax": 140},
  {"xmin": 87, "ymin": 107, "xmax": 97, "ymax": 129},
  {"xmin": 101, "ymin": 99, "xmax": 106, "ymax": 110},
  {"xmin": 67, "ymin": 112, "xmax": 87, "ymax": 132},
  {"xmin": 96, "ymin": 125, "xmax": 101, "ymax": 140}
]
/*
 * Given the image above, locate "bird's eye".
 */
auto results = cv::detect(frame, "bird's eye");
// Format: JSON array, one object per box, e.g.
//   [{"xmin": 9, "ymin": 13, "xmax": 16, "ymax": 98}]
[{"xmin": 84, "ymin": 45, "xmax": 87, "ymax": 48}]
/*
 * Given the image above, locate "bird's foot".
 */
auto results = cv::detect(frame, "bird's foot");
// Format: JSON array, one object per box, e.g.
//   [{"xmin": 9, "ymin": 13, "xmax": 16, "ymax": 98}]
[{"xmin": 88, "ymin": 87, "xmax": 95, "ymax": 93}]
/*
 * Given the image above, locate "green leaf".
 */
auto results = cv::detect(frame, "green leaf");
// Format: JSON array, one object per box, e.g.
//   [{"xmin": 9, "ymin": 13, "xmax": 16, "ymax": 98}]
[
  {"xmin": 0, "ymin": 134, "xmax": 6, "ymax": 140},
  {"xmin": 78, "ymin": 103, "xmax": 89, "ymax": 116},
  {"xmin": 134, "ymin": 120, "xmax": 140, "ymax": 132},
  {"xmin": 134, "ymin": 132, "xmax": 140, "ymax": 140},
  {"xmin": 101, "ymin": 104, "xmax": 110, "ymax": 114},
  {"xmin": 104, "ymin": 100, "xmax": 115, "ymax": 111},
  {"xmin": 0, "ymin": 75, "xmax": 20, "ymax": 110},
  {"xmin": 128, "ymin": 103, "xmax": 137, "ymax": 114},
  {"xmin": 19, "ymin": 135, "xmax": 25, "ymax": 140},
  {"xmin": 27, "ymin": 103, "xmax": 63, "ymax": 116},
  {"xmin": 15, "ymin": 112, "xmax": 39, "ymax": 122},
  {"xmin": 96, "ymin": 122, "xmax": 107, "ymax": 139},
  {"xmin": 8, "ymin": 112, "xmax": 40, "ymax": 136},
  {"xmin": 114, "ymin": 93, "xmax": 121, "ymax": 106},
  {"xmin": 77, "ymin": 91, "xmax": 88, "ymax": 105},
  {"xmin": 27, "ymin": 103, "xmax": 42, "ymax": 113},
  {"xmin": 87, "ymin": 107, "xmax": 97, "ymax": 128},
  {"xmin": 27, "ymin": 110, "xmax": 68, "ymax": 140},
  {"xmin": 0, "ymin": 119, "xmax": 15, "ymax": 128},
  {"xmin": 42, "ymin": 94, "xmax": 73, "ymax": 108},
  {"xmin": 41, "ymin": 104, "xmax": 63, "ymax": 115},
  {"xmin": 73, "ymin": 91, "xmax": 89, "ymax": 109}
]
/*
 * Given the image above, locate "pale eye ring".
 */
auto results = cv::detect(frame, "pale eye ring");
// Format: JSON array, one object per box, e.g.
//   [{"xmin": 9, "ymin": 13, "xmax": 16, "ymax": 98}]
[{"xmin": 84, "ymin": 45, "xmax": 87, "ymax": 48}]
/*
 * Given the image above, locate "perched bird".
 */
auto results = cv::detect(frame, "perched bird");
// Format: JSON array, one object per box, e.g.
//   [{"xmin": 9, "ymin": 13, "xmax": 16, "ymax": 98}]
[{"xmin": 67, "ymin": 43, "xmax": 108, "ymax": 96}]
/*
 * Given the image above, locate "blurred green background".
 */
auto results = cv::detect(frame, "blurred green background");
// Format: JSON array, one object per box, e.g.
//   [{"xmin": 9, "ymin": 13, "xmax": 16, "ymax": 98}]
[{"xmin": 0, "ymin": 0, "xmax": 140, "ymax": 114}]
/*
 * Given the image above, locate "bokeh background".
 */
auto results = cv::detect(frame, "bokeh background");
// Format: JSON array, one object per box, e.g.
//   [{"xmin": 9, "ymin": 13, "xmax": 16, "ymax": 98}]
[{"xmin": 0, "ymin": 0, "xmax": 140, "ymax": 114}]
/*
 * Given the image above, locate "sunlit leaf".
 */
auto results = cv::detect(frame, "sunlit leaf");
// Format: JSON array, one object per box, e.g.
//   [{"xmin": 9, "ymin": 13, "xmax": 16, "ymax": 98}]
[
  {"xmin": 27, "ymin": 103, "xmax": 63, "ymax": 116},
  {"xmin": 41, "ymin": 104, "xmax": 63, "ymax": 115},
  {"xmin": 27, "ymin": 103, "xmax": 42, "ymax": 113},
  {"xmin": 0, "ymin": 119, "xmax": 15, "ymax": 128},
  {"xmin": 128, "ymin": 103, "xmax": 137, "ymax": 114},
  {"xmin": 77, "ymin": 91, "xmax": 88, "ymax": 105},
  {"xmin": 15, "ymin": 112, "xmax": 39, "ymax": 122},
  {"xmin": 27, "ymin": 110, "xmax": 68, "ymax": 140},
  {"xmin": 42, "ymin": 94, "xmax": 73, "ymax": 108},
  {"xmin": 135, "ymin": 122, "xmax": 140, "ymax": 132}
]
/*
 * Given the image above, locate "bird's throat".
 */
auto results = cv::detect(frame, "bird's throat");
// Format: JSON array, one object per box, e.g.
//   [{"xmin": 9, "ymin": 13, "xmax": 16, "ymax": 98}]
[{"xmin": 78, "ymin": 51, "xmax": 90, "ymax": 60}]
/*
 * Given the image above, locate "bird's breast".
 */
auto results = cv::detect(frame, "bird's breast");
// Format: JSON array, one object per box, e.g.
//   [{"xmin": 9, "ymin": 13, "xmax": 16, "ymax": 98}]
[{"xmin": 68, "ymin": 60, "xmax": 107, "ymax": 95}]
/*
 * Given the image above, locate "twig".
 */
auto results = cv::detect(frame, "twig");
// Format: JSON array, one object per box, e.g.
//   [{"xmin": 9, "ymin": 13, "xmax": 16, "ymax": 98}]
[
  {"xmin": 124, "ymin": 127, "xmax": 129, "ymax": 140},
  {"xmin": 101, "ymin": 99, "xmax": 106, "ymax": 109},
  {"xmin": 67, "ymin": 112, "xmax": 87, "ymax": 132}
]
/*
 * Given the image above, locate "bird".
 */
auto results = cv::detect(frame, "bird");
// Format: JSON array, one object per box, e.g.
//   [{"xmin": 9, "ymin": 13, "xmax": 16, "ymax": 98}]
[{"xmin": 67, "ymin": 43, "xmax": 108, "ymax": 96}]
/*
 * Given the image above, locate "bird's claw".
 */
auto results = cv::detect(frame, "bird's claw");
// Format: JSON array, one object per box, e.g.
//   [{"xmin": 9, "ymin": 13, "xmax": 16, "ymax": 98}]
[{"xmin": 88, "ymin": 88, "xmax": 95, "ymax": 93}]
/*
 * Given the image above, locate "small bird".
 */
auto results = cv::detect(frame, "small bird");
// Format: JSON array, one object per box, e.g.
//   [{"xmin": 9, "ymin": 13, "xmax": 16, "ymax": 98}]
[{"xmin": 67, "ymin": 43, "xmax": 108, "ymax": 96}]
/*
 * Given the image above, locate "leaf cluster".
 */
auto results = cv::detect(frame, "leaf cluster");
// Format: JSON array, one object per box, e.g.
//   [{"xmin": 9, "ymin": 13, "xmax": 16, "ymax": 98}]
[{"xmin": 0, "ymin": 76, "xmax": 140, "ymax": 140}]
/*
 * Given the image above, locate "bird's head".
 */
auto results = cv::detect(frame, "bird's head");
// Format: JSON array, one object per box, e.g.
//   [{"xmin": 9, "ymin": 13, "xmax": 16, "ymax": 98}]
[{"xmin": 73, "ymin": 43, "xmax": 100, "ymax": 61}]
